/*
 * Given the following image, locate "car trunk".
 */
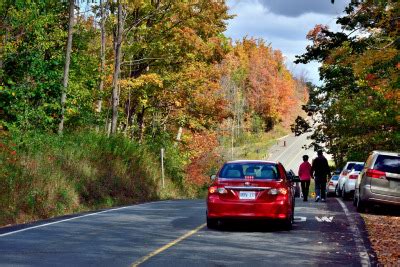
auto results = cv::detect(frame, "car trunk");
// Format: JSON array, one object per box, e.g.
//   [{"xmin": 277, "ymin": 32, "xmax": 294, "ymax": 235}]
[
  {"xmin": 216, "ymin": 179, "xmax": 283, "ymax": 203},
  {"xmin": 370, "ymin": 155, "xmax": 400, "ymax": 197}
]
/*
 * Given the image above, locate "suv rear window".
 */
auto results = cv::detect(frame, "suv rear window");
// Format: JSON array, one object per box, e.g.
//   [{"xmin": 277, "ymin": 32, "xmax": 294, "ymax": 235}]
[
  {"xmin": 219, "ymin": 163, "xmax": 279, "ymax": 180},
  {"xmin": 374, "ymin": 155, "xmax": 400, "ymax": 174}
]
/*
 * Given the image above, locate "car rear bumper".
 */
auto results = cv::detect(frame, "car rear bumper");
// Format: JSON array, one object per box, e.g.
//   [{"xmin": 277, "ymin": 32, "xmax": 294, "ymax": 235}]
[
  {"xmin": 327, "ymin": 185, "xmax": 336, "ymax": 193},
  {"xmin": 207, "ymin": 197, "xmax": 291, "ymax": 219},
  {"xmin": 345, "ymin": 180, "xmax": 356, "ymax": 192},
  {"xmin": 360, "ymin": 185, "xmax": 400, "ymax": 206}
]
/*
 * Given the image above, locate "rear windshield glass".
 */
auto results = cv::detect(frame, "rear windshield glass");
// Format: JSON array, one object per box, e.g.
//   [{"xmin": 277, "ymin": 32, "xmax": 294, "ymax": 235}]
[
  {"xmin": 353, "ymin": 164, "xmax": 364, "ymax": 171},
  {"xmin": 346, "ymin": 163, "xmax": 355, "ymax": 170},
  {"xmin": 219, "ymin": 163, "xmax": 279, "ymax": 180},
  {"xmin": 374, "ymin": 155, "xmax": 400, "ymax": 174},
  {"xmin": 331, "ymin": 175, "xmax": 339, "ymax": 180}
]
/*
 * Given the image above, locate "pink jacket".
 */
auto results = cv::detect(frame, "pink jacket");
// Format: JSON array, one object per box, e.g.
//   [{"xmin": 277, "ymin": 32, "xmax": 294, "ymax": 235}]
[{"xmin": 298, "ymin": 161, "xmax": 312, "ymax": 181}]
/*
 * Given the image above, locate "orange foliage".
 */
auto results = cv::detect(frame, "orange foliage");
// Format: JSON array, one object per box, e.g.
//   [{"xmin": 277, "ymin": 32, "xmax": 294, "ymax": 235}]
[
  {"xmin": 185, "ymin": 132, "xmax": 221, "ymax": 185},
  {"xmin": 224, "ymin": 38, "xmax": 306, "ymax": 128}
]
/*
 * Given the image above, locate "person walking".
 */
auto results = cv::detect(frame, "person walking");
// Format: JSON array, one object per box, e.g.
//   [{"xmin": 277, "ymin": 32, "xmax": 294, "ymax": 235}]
[
  {"xmin": 311, "ymin": 150, "xmax": 331, "ymax": 202},
  {"xmin": 298, "ymin": 155, "xmax": 312, "ymax": 201}
]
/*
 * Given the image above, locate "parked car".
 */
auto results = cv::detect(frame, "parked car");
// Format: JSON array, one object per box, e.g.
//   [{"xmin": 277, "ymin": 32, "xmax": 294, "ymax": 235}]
[
  {"xmin": 327, "ymin": 175, "xmax": 340, "ymax": 196},
  {"xmin": 336, "ymin": 161, "xmax": 364, "ymax": 196},
  {"xmin": 341, "ymin": 163, "xmax": 364, "ymax": 199},
  {"xmin": 207, "ymin": 160, "xmax": 298, "ymax": 230},
  {"xmin": 354, "ymin": 151, "xmax": 400, "ymax": 212}
]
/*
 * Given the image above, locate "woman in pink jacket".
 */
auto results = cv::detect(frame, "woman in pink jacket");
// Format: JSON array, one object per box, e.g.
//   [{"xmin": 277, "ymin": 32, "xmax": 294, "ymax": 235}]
[{"xmin": 298, "ymin": 155, "xmax": 312, "ymax": 201}]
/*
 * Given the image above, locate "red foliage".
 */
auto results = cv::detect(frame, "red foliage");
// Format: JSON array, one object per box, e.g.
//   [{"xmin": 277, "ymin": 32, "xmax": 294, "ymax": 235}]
[{"xmin": 185, "ymin": 132, "xmax": 221, "ymax": 185}]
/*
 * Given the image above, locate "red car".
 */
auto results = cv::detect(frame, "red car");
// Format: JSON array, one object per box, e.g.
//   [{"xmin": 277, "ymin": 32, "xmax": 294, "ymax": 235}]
[{"xmin": 206, "ymin": 160, "xmax": 296, "ymax": 230}]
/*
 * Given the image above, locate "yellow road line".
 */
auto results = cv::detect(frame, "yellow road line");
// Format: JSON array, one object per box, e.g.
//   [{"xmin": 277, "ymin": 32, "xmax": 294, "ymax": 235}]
[{"xmin": 131, "ymin": 223, "xmax": 206, "ymax": 267}]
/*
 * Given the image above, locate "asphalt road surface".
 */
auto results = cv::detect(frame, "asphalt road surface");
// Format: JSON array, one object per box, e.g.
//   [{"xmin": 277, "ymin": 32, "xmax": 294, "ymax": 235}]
[{"xmin": 0, "ymin": 134, "xmax": 376, "ymax": 266}]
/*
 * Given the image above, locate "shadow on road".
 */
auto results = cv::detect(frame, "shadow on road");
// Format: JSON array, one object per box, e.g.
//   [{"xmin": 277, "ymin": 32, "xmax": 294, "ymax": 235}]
[{"xmin": 207, "ymin": 219, "xmax": 294, "ymax": 233}]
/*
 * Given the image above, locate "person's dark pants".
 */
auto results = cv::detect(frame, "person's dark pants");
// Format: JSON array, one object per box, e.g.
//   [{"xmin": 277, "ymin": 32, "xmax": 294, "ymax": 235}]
[
  {"xmin": 300, "ymin": 180, "xmax": 310, "ymax": 201},
  {"xmin": 315, "ymin": 179, "xmax": 327, "ymax": 200}
]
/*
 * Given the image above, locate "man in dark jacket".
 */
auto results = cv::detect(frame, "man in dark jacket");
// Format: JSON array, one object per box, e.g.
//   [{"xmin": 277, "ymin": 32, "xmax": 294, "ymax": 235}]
[{"xmin": 311, "ymin": 150, "xmax": 331, "ymax": 202}]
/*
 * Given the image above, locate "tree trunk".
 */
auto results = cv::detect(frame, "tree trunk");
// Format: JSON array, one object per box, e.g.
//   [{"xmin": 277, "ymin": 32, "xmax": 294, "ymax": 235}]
[
  {"xmin": 137, "ymin": 106, "xmax": 146, "ymax": 143},
  {"xmin": 110, "ymin": 0, "xmax": 124, "ymax": 134},
  {"xmin": 58, "ymin": 0, "xmax": 74, "ymax": 134},
  {"xmin": 96, "ymin": 0, "xmax": 106, "ymax": 115}
]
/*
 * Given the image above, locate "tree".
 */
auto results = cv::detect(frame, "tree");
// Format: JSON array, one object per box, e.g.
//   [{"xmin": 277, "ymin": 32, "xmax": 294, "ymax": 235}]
[
  {"xmin": 294, "ymin": 0, "xmax": 400, "ymax": 163},
  {"xmin": 58, "ymin": 0, "xmax": 75, "ymax": 134}
]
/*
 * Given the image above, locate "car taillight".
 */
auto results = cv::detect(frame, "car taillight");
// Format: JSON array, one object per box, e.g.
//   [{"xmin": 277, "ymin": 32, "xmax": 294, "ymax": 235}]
[
  {"xmin": 366, "ymin": 169, "xmax": 386, "ymax": 179},
  {"xmin": 208, "ymin": 186, "xmax": 227, "ymax": 194},
  {"xmin": 209, "ymin": 186, "xmax": 217, "ymax": 194},
  {"xmin": 329, "ymin": 181, "xmax": 334, "ymax": 186},
  {"xmin": 269, "ymin": 188, "xmax": 287, "ymax": 195},
  {"xmin": 349, "ymin": 174, "xmax": 358, "ymax": 179}
]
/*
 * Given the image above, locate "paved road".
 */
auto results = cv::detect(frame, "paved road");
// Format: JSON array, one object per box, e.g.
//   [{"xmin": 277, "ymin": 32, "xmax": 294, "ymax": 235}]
[
  {"xmin": 267, "ymin": 132, "xmax": 332, "ymax": 173},
  {"xmin": 0, "ymin": 133, "xmax": 376, "ymax": 266},
  {"xmin": 0, "ymin": 199, "xmax": 375, "ymax": 266}
]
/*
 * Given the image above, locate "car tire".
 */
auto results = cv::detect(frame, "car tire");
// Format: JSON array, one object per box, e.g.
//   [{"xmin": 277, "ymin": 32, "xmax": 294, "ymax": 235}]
[
  {"xmin": 206, "ymin": 217, "xmax": 218, "ymax": 229},
  {"xmin": 341, "ymin": 186, "xmax": 346, "ymax": 200},
  {"xmin": 335, "ymin": 185, "xmax": 340, "ymax": 197},
  {"xmin": 356, "ymin": 193, "xmax": 366, "ymax": 213},
  {"xmin": 353, "ymin": 195, "xmax": 357, "ymax": 207},
  {"xmin": 283, "ymin": 217, "xmax": 293, "ymax": 231}
]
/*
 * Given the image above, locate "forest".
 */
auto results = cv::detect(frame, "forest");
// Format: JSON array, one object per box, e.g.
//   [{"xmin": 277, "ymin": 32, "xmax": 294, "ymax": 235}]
[{"xmin": 0, "ymin": 0, "xmax": 308, "ymax": 225}]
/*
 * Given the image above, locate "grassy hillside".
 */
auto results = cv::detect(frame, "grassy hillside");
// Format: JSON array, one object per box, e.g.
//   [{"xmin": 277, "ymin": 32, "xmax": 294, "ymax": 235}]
[{"xmin": 0, "ymin": 130, "xmax": 186, "ymax": 227}]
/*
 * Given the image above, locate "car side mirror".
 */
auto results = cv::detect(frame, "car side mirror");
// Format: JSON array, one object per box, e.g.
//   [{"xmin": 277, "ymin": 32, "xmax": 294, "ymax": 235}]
[{"xmin": 210, "ymin": 174, "xmax": 216, "ymax": 181}]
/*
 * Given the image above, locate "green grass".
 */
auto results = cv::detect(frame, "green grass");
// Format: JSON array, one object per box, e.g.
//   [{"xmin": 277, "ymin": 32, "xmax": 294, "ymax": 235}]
[{"xmin": 0, "ymin": 130, "xmax": 186, "ymax": 227}]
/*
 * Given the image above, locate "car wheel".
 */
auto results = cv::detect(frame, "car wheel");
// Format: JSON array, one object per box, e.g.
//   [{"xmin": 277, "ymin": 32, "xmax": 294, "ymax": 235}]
[
  {"xmin": 335, "ymin": 185, "xmax": 340, "ymax": 197},
  {"xmin": 283, "ymin": 217, "xmax": 293, "ymax": 231},
  {"xmin": 342, "ymin": 185, "xmax": 348, "ymax": 200},
  {"xmin": 353, "ymin": 194, "xmax": 357, "ymax": 207},
  {"xmin": 356, "ymin": 192, "xmax": 366, "ymax": 213},
  {"xmin": 206, "ymin": 217, "xmax": 218, "ymax": 229}
]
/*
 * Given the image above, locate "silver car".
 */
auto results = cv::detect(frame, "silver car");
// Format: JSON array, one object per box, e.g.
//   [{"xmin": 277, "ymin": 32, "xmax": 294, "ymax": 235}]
[{"xmin": 354, "ymin": 151, "xmax": 400, "ymax": 212}]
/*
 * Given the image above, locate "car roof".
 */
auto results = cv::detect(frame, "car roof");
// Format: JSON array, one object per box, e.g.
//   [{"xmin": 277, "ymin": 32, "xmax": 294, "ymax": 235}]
[
  {"xmin": 226, "ymin": 160, "xmax": 278, "ymax": 164},
  {"xmin": 371, "ymin": 150, "xmax": 400, "ymax": 157},
  {"xmin": 345, "ymin": 161, "xmax": 364, "ymax": 164}
]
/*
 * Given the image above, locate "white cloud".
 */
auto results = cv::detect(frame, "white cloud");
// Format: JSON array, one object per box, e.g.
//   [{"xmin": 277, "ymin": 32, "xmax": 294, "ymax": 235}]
[{"xmin": 225, "ymin": 0, "xmax": 347, "ymax": 85}]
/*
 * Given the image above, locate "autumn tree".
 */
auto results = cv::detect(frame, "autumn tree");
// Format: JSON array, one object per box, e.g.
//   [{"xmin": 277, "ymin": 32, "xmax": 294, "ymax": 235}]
[{"xmin": 294, "ymin": 0, "xmax": 400, "ymax": 164}]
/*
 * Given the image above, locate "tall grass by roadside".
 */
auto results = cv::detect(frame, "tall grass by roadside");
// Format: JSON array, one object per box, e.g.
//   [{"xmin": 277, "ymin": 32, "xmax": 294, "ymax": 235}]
[{"xmin": 0, "ymin": 130, "xmax": 186, "ymax": 227}]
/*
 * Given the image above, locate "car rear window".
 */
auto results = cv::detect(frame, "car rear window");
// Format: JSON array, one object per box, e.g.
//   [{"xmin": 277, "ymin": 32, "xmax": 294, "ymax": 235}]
[
  {"xmin": 331, "ymin": 175, "xmax": 339, "ymax": 180},
  {"xmin": 353, "ymin": 164, "xmax": 364, "ymax": 171},
  {"xmin": 374, "ymin": 155, "xmax": 400, "ymax": 174},
  {"xmin": 219, "ymin": 163, "xmax": 279, "ymax": 180},
  {"xmin": 346, "ymin": 163, "xmax": 355, "ymax": 170}
]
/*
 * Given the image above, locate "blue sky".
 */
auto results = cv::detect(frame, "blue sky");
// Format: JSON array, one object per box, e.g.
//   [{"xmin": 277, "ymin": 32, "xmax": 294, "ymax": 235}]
[{"xmin": 224, "ymin": 0, "xmax": 350, "ymax": 85}]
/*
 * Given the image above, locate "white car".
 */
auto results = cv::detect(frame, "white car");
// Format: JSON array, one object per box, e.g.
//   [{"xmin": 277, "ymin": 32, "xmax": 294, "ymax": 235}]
[
  {"xmin": 327, "ymin": 175, "xmax": 339, "ymax": 196},
  {"xmin": 341, "ymin": 163, "xmax": 364, "ymax": 199},
  {"xmin": 336, "ymin": 161, "xmax": 363, "ymax": 196}
]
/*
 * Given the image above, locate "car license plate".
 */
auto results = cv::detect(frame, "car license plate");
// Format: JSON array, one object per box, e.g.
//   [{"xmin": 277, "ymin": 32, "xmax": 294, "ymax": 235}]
[{"xmin": 239, "ymin": 191, "xmax": 256, "ymax": 200}]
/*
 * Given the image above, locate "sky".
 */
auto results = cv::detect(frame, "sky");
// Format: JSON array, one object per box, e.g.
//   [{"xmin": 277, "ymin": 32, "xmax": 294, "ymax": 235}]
[{"xmin": 224, "ymin": 0, "xmax": 350, "ymax": 85}]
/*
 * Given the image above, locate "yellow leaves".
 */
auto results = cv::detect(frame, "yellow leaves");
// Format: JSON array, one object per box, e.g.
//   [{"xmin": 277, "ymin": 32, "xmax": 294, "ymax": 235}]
[{"xmin": 120, "ymin": 73, "xmax": 163, "ymax": 90}]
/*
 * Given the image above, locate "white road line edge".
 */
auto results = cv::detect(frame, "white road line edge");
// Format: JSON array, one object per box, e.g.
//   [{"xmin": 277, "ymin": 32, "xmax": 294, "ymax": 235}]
[
  {"xmin": 0, "ymin": 200, "xmax": 166, "ymax": 238},
  {"xmin": 336, "ymin": 198, "xmax": 371, "ymax": 267}
]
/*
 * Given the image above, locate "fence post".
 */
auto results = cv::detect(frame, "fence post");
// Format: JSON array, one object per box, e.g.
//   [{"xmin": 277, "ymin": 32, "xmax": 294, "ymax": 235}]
[{"xmin": 161, "ymin": 148, "xmax": 165, "ymax": 188}]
